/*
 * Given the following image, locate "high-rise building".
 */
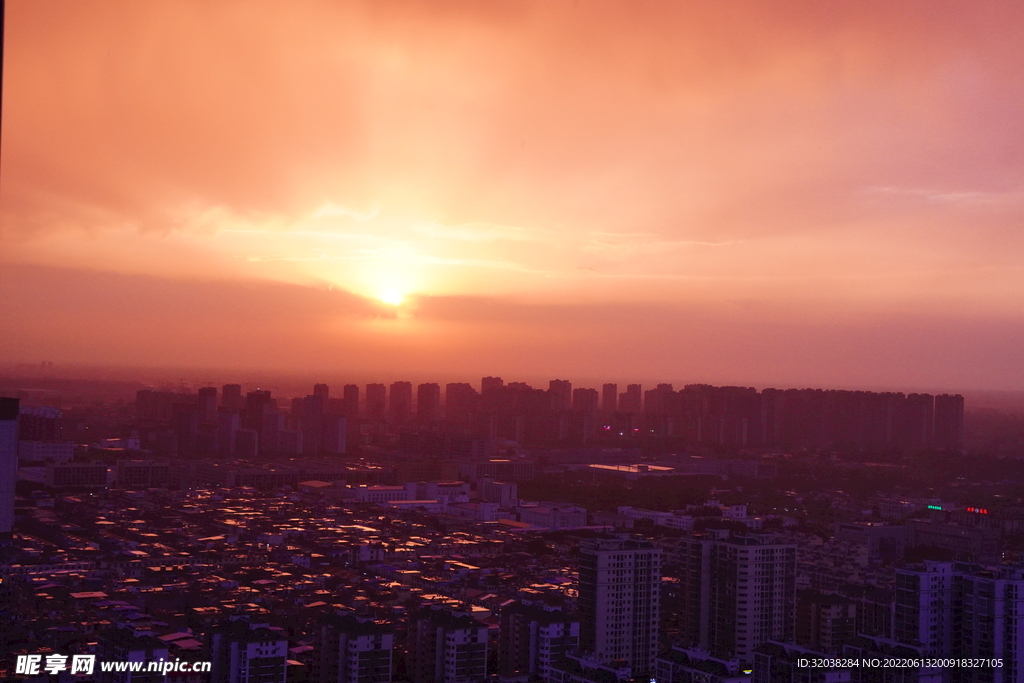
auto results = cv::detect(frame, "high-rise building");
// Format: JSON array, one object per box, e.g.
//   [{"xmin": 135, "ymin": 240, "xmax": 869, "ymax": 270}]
[
  {"xmin": 895, "ymin": 393, "xmax": 934, "ymax": 449},
  {"xmin": 841, "ymin": 585, "xmax": 893, "ymax": 641},
  {"xmin": 481, "ymin": 376, "xmax": 504, "ymax": 392},
  {"xmin": 240, "ymin": 390, "xmax": 279, "ymax": 454},
  {"xmin": 708, "ymin": 536, "xmax": 796, "ymax": 665},
  {"xmin": 316, "ymin": 611, "xmax": 394, "ymax": 683},
  {"xmin": 407, "ymin": 604, "xmax": 488, "ymax": 683},
  {"xmin": 278, "ymin": 428, "xmax": 303, "ymax": 455},
  {"xmin": 445, "ymin": 383, "xmax": 478, "ymax": 424},
  {"xmin": 675, "ymin": 535, "xmax": 714, "ymax": 650},
  {"xmin": 221, "ymin": 383, "xmax": 243, "ymax": 409},
  {"xmin": 95, "ymin": 627, "xmax": 170, "ymax": 683},
  {"xmin": 243, "ymin": 390, "xmax": 275, "ymax": 431},
  {"xmin": 261, "ymin": 409, "xmax": 284, "ymax": 455},
  {"xmin": 549, "ymin": 379, "xmax": 572, "ymax": 412},
  {"xmin": 572, "ymin": 387, "xmax": 600, "ymax": 413},
  {"xmin": 893, "ymin": 561, "xmax": 1024, "ymax": 681},
  {"xmin": 619, "ymin": 384, "xmax": 642, "ymax": 414},
  {"xmin": 933, "ymin": 394, "xmax": 965, "ymax": 449},
  {"xmin": 644, "ymin": 383, "xmax": 675, "ymax": 415},
  {"xmin": 796, "ymin": 589, "xmax": 856, "ymax": 654},
  {"xmin": 216, "ymin": 407, "xmax": 240, "ymax": 457},
  {"xmin": 953, "ymin": 565, "xmax": 1024, "ymax": 682},
  {"xmin": 198, "ymin": 386, "xmax": 218, "ymax": 423},
  {"xmin": 498, "ymin": 601, "xmax": 580, "ymax": 680},
  {"xmin": 389, "ymin": 381, "xmax": 413, "ymax": 424},
  {"xmin": 302, "ymin": 393, "xmax": 326, "ymax": 455},
  {"xmin": 365, "ymin": 384, "xmax": 386, "ymax": 421},
  {"xmin": 326, "ymin": 397, "xmax": 345, "ymax": 417},
  {"xmin": 291, "ymin": 396, "xmax": 306, "ymax": 421},
  {"xmin": 678, "ymin": 534, "xmax": 796, "ymax": 665},
  {"xmin": 894, "ymin": 560, "xmax": 959, "ymax": 657},
  {"xmin": 210, "ymin": 617, "xmax": 289, "ymax": 683},
  {"xmin": 136, "ymin": 389, "xmax": 191, "ymax": 422},
  {"xmin": 601, "ymin": 383, "xmax": 617, "ymax": 413},
  {"xmin": 417, "ymin": 383, "xmax": 442, "ymax": 422},
  {"xmin": 314, "ymin": 383, "xmax": 330, "ymax": 402},
  {"xmin": 0, "ymin": 397, "xmax": 18, "ymax": 540},
  {"xmin": 568, "ymin": 388, "xmax": 600, "ymax": 442},
  {"xmin": 235, "ymin": 428, "xmax": 258, "ymax": 458},
  {"xmin": 172, "ymin": 403, "xmax": 200, "ymax": 459},
  {"xmin": 322, "ymin": 415, "xmax": 347, "ymax": 455},
  {"xmin": 578, "ymin": 537, "xmax": 662, "ymax": 677},
  {"xmin": 343, "ymin": 384, "xmax": 360, "ymax": 417}
]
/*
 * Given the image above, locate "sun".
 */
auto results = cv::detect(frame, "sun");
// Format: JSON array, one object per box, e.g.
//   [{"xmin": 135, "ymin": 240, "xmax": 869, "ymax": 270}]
[{"xmin": 378, "ymin": 290, "xmax": 405, "ymax": 306}]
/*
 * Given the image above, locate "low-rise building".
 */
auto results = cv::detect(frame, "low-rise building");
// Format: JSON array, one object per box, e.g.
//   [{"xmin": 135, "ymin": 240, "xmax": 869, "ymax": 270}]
[
  {"xmin": 18, "ymin": 440, "xmax": 75, "ymax": 463},
  {"xmin": 45, "ymin": 462, "xmax": 109, "ymax": 488},
  {"xmin": 518, "ymin": 502, "xmax": 587, "ymax": 529}
]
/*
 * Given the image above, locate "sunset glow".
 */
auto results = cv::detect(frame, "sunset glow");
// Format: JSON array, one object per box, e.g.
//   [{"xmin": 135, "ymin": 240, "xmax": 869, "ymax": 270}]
[{"xmin": 2, "ymin": 0, "xmax": 1024, "ymax": 389}]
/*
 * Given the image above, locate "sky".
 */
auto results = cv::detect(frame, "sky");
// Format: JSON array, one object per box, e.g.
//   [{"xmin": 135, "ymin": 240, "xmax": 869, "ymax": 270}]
[{"xmin": 2, "ymin": 0, "xmax": 1024, "ymax": 390}]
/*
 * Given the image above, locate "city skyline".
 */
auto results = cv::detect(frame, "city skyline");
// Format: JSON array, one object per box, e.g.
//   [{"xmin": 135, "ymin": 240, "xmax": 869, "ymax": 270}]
[
  {"xmin": 3, "ymin": 1, "xmax": 1024, "ymax": 389},
  {"xmin": 2, "ymin": 378, "xmax": 1021, "ymax": 681},
  {"xmin": 4, "ymin": 3, "xmax": 1024, "ymax": 676}
]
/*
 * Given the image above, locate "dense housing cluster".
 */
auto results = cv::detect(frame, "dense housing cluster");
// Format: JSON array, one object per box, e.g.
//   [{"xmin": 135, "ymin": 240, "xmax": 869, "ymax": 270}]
[{"xmin": 1, "ymin": 377, "xmax": 1020, "ymax": 683}]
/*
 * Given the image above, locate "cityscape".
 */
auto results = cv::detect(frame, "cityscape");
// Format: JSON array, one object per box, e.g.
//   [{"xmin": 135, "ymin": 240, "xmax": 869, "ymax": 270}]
[
  {"xmin": 2, "ymin": 373, "xmax": 1023, "ymax": 682},
  {"xmin": 4, "ymin": 1, "xmax": 1024, "ymax": 682}
]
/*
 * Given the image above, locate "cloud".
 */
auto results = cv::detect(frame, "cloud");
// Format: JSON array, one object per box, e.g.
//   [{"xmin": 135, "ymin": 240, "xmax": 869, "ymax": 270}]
[
  {"xmin": 414, "ymin": 221, "xmax": 548, "ymax": 243},
  {"xmin": 312, "ymin": 203, "xmax": 381, "ymax": 222},
  {"xmin": 4, "ymin": 1, "xmax": 1024, "ymax": 387},
  {"xmin": 583, "ymin": 231, "xmax": 742, "ymax": 253},
  {"xmin": 862, "ymin": 186, "xmax": 1024, "ymax": 206},
  {"xmin": 4, "ymin": 264, "xmax": 1023, "ymax": 391}
]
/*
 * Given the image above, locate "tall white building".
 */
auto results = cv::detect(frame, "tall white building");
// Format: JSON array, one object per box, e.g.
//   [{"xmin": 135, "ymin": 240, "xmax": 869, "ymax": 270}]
[
  {"xmin": 954, "ymin": 564, "xmax": 1024, "ymax": 683},
  {"xmin": 499, "ymin": 601, "xmax": 580, "ymax": 680},
  {"xmin": 211, "ymin": 617, "xmax": 289, "ymax": 683},
  {"xmin": 677, "ymin": 533, "xmax": 797, "ymax": 666},
  {"xmin": 407, "ymin": 604, "xmax": 488, "ymax": 683},
  {"xmin": 578, "ymin": 536, "xmax": 662, "ymax": 677},
  {"xmin": 894, "ymin": 561, "xmax": 1024, "ymax": 681},
  {"xmin": 894, "ymin": 560, "xmax": 955, "ymax": 657},
  {"xmin": 0, "ymin": 397, "xmax": 18, "ymax": 540},
  {"xmin": 95, "ymin": 627, "xmax": 170, "ymax": 683},
  {"xmin": 317, "ymin": 612, "xmax": 394, "ymax": 683}
]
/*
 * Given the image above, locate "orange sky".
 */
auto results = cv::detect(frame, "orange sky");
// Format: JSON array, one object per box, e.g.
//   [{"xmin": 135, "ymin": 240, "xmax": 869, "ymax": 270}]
[{"xmin": 2, "ymin": 0, "xmax": 1024, "ymax": 390}]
